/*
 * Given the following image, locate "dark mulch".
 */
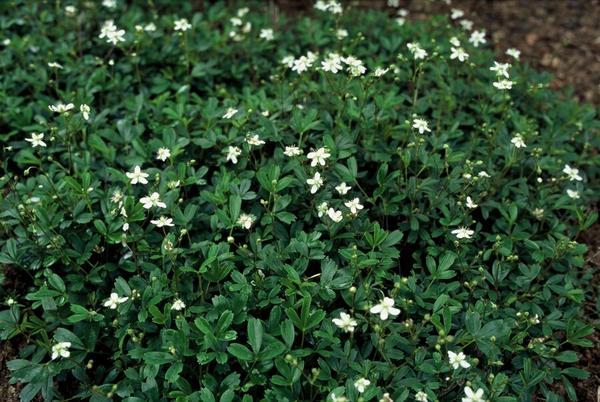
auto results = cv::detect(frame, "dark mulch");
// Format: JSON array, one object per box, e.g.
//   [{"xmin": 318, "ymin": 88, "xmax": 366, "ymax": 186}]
[{"xmin": 1, "ymin": 1, "xmax": 598, "ymax": 401}]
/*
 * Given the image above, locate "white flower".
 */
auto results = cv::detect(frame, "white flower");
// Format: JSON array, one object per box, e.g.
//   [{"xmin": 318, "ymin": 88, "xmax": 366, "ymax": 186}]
[
  {"xmin": 246, "ymin": 134, "xmax": 265, "ymax": 146},
  {"xmin": 48, "ymin": 103, "xmax": 75, "ymax": 113},
  {"xmin": 307, "ymin": 147, "xmax": 331, "ymax": 167},
  {"xmin": 387, "ymin": 0, "xmax": 400, "ymax": 6},
  {"xmin": 284, "ymin": 146, "xmax": 303, "ymax": 157},
  {"xmin": 397, "ymin": 8, "xmax": 408, "ymax": 17},
  {"xmin": 48, "ymin": 62, "xmax": 63, "ymax": 69},
  {"xmin": 396, "ymin": 17, "xmax": 406, "ymax": 26},
  {"xmin": 380, "ymin": 393, "xmax": 394, "ymax": 402},
  {"xmin": 103, "ymin": 292, "xmax": 128, "ymax": 309},
  {"xmin": 562, "ymin": 165, "xmax": 582, "ymax": 181},
  {"xmin": 25, "ymin": 132, "xmax": 47, "ymax": 148},
  {"xmin": 102, "ymin": 0, "xmax": 117, "ymax": 8},
  {"xmin": 478, "ymin": 171, "xmax": 490, "ymax": 178},
  {"xmin": 345, "ymin": 198, "xmax": 364, "ymax": 215},
  {"xmin": 237, "ymin": 213, "xmax": 256, "ymax": 229},
  {"xmin": 462, "ymin": 387, "xmax": 485, "ymax": 402},
  {"xmin": 226, "ymin": 146, "xmax": 242, "ymax": 164},
  {"xmin": 450, "ymin": 47, "xmax": 469, "ymax": 62},
  {"xmin": 230, "ymin": 17, "xmax": 243, "ymax": 27},
  {"xmin": 342, "ymin": 56, "xmax": 366, "ymax": 77},
  {"xmin": 374, "ymin": 67, "xmax": 389, "ymax": 77},
  {"xmin": 327, "ymin": 208, "xmax": 343, "ymax": 223},
  {"xmin": 490, "ymin": 61, "xmax": 511, "ymax": 78},
  {"xmin": 126, "ymin": 165, "xmax": 149, "ymax": 185},
  {"xmin": 336, "ymin": 29, "xmax": 348, "ymax": 40},
  {"xmin": 122, "ymin": 222, "xmax": 129, "ymax": 231},
  {"xmin": 223, "ymin": 107, "xmax": 238, "ymax": 119},
  {"xmin": 321, "ymin": 54, "xmax": 343, "ymax": 74},
  {"xmin": 354, "ymin": 378, "xmax": 371, "ymax": 394},
  {"xmin": 292, "ymin": 56, "xmax": 313, "ymax": 73},
  {"xmin": 511, "ymin": 134, "xmax": 526, "ymax": 148},
  {"xmin": 332, "ymin": 312, "xmax": 358, "ymax": 332},
  {"xmin": 415, "ymin": 391, "xmax": 428, "ymax": 402},
  {"xmin": 51, "ymin": 342, "xmax": 72, "ymax": 360},
  {"xmin": 174, "ymin": 18, "xmax": 192, "ymax": 32},
  {"xmin": 370, "ymin": 297, "xmax": 400, "ymax": 320},
  {"xmin": 151, "ymin": 216, "xmax": 174, "ymax": 227},
  {"xmin": 452, "ymin": 226, "xmax": 474, "ymax": 239},
  {"xmin": 65, "ymin": 5, "xmax": 77, "ymax": 15},
  {"xmin": 317, "ymin": 202, "xmax": 329, "ymax": 217},
  {"xmin": 237, "ymin": 7, "xmax": 249, "ymax": 17},
  {"xmin": 412, "ymin": 117, "xmax": 431, "ymax": 134},
  {"xmin": 140, "ymin": 192, "xmax": 166, "ymax": 209},
  {"xmin": 144, "ymin": 23, "xmax": 157, "ymax": 32},
  {"xmin": 171, "ymin": 299, "xmax": 186, "ymax": 311},
  {"xmin": 407, "ymin": 43, "xmax": 427, "ymax": 60},
  {"xmin": 281, "ymin": 55, "xmax": 295, "ymax": 68},
  {"xmin": 6, "ymin": 298, "xmax": 16, "ymax": 306},
  {"xmin": 451, "ymin": 8, "xmax": 464, "ymax": 19},
  {"xmin": 566, "ymin": 189, "xmax": 580, "ymax": 199},
  {"xmin": 335, "ymin": 182, "xmax": 351, "ymax": 195},
  {"xmin": 307, "ymin": 172, "xmax": 324, "ymax": 194},
  {"xmin": 506, "ymin": 48, "xmax": 521, "ymax": 60},
  {"xmin": 79, "ymin": 104, "xmax": 90, "ymax": 121},
  {"xmin": 156, "ymin": 147, "xmax": 171, "ymax": 161},
  {"xmin": 460, "ymin": 19, "xmax": 474, "ymax": 30},
  {"xmin": 468, "ymin": 30, "xmax": 486, "ymax": 47},
  {"xmin": 450, "ymin": 36, "xmax": 461, "ymax": 47},
  {"xmin": 465, "ymin": 196, "xmax": 477, "ymax": 209},
  {"xmin": 448, "ymin": 351, "xmax": 471, "ymax": 369},
  {"xmin": 99, "ymin": 20, "xmax": 125, "ymax": 45},
  {"xmin": 259, "ymin": 28, "xmax": 274, "ymax": 41},
  {"xmin": 493, "ymin": 79, "xmax": 515, "ymax": 90}
]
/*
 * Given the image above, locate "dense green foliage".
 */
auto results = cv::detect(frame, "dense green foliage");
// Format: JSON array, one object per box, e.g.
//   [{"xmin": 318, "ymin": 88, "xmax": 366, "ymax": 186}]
[{"xmin": 0, "ymin": 1, "xmax": 598, "ymax": 401}]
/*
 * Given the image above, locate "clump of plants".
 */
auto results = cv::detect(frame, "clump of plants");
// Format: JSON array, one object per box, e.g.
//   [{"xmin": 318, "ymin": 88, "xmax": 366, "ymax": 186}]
[{"xmin": 0, "ymin": 1, "xmax": 598, "ymax": 401}]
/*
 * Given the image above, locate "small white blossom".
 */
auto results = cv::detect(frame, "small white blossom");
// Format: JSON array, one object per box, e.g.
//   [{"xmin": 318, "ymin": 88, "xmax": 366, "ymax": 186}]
[
  {"xmin": 156, "ymin": 147, "xmax": 171, "ymax": 161},
  {"xmin": 307, "ymin": 147, "xmax": 331, "ymax": 167},
  {"xmin": 99, "ymin": 20, "xmax": 125, "ymax": 45},
  {"xmin": 151, "ymin": 216, "xmax": 174, "ymax": 227},
  {"xmin": 222, "ymin": 107, "xmax": 238, "ymax": 119},
  {"xmin": 259, "ymin": 28, "xmax": 274, "ymax": 41},
  {"xmin": 126, "ymin": 165, "xmax": 149, "ymax": 185},
  {"xmin": 336, "ymin": 29, "xmax": 348, "ymax": 40},
  {"xmin": 506, "ymin": 48, "xmax": 521, "ymax": 60},
  {"xmin": 460, "ymin": 19, "xmax": 474, "ymax": 30},
  {"xmin": 292, "ymin": 56, "xmax": 313, "ymax": 73},
  {"xmin": 65, "ymin": 5, "xmax": 77, "ymax": 15},
  {"xmin": 140, "ymin": 192, "xmax": 166, "ymax": 209},
  {"xmin": 226, "ymin": 146, "xmax": 242, "ymax": 164},
  {"xmin": 562, "ymin": 165, "xmax": 582, "ymax": 181},
  {"xmin": 335, "ymin": 182, "xmax": 351, "ymax": 195},
  {"xmin": 490, "ymin": 61, "xmax": 511, "ymax": 78},
  {"xmin": 374, "ymin": 67, "xmax": 389, "ymax": 77},
  {"xmin": 566, "ymin": 189, "xmax": 580, "ymax": 199},
  {"xmin": 307, "ymin": 172, "xmax": 324, "ymax": 194},
  {"xmin": 284, "ymin": 146, "xmax": 303, "ymax": 157},
  {"xmin": 344, "ymin": 198, "xmax": 364, "ymax": 214},
  {"xmin": 412, "ymin": 117, "xmax": 431, "ymax": 134},
  {"xmin": 452, "ymin": 226, "xmax": 474, "ymax": 239},
  {"xmin": 465, "ymin": 196, "xmax": 477, "ymax": 209},
  {"xmin": 51, "ymin": 342, "xmax": 71, "ymax": 360},
  {"xmin": 48, "ymin": 62, "xmax": 63, "ymax": 69},
  {"xmin": 321, "ymin": 54, "xmax": 343, "ymax": 74},
  {"xmin": 49, "ymin": 103, "xmax": 75, "ymax": 114},
  {"xmin": 448, "ymin": 351, "xmax": 471, "ymax": 369},
  {"xmin": 370, "ymin": 297, "xmax": 400, "ymax": 320},
  {"xmin": 171, "ymin": 299, "xmax": 186, "ymax": 311},
  {"xmin": 25, "ymin": 132, "xmax": 47, "ymax": 148},
  {"xmin": 478, "ymin": 171, "xmax": 490, "ymax": 178},
  {"xmin": 332, "ymin": 312, "xmax": 358, "ymax": 332},
  {"xmin": 450, "ymin": 8, "xmax": 464, "ymax": 19},
  {"xmin": 237, "ymin": 213, "xmax": 256, "ymax": 229},
  {"xmin": 102, "ymin": 0, "xmax": 117, "ymax": 8},
  {"xmin": 174, "ymin": 18, "xmax": 192, "ymax": 32},
  {"xmin": 450, "ymin": 47, "xmax": 469, "ymax": 62},
  {"xmin": 317, "ymin": 202, "xmax": 329, "ymax": 217},
  {"xmin": 407, "ymin": 42, "xmax": 428, "ymax": 60},
  {"xmin": 511, "ymin": 134, "xmax": 526, "ymax": 148},
  {"xmin": 281, "ymin": 55, "xmax": 295, "ymax": 68},
  {"xmin": 354, "ymin": 378, "xmax": 371, "ymax": 394},
  {"xmin": 343, "ymin": 56, "xmax": 366, "ymax": 77},
  {"xmin": 462, "ymin": 387, "xmax": 485, "ymax": 402},
  {"xmin": 246, "ymin": 134, "xmax": 265, "ymax": 147},
  {"xmin": 103, "ymin": 292, "xmax": 128, "ymax": 309},
  {"xmin": 80, "ymin": 104, "xmax": 90, "ymax": 121},
  {"xmin": 327, "ymin": 208, "xmax": 343, "ymax": 223},
  {"xmin": 468, "ymin": 30, "xmax": 486, "ymax": 47},
  {"xmin": 415, "ymin": 391, "xmax": 429, "ymax": 402},
  {"xmin": 144, "ymin": 23, "xmax": 157, "ymax": 32},
  {"xmin": 493, "ymin": 79, "xmax": 515, "ymax": 90},
  {"xmin": 387, "ymin": 0, "xmax": 400, "ymax": 6}
]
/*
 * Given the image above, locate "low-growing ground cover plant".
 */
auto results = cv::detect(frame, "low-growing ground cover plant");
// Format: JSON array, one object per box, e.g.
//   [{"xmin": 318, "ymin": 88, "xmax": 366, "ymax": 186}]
[{"xmin": 0, "ymin": 0, "xmax": 599, "ymax": 401}]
